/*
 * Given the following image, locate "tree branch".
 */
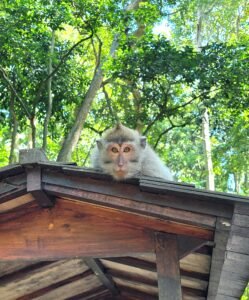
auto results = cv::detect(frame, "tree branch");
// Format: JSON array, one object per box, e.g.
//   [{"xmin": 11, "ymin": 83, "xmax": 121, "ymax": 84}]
[
  {"xmin": 0, "ymin": 66, "xmax": 32, "ymax": 119},
  {"xmin": 34, "ymin": 31, "xmax": 94, "ymax": 106},
  {"xmin": 153, "ymin": 116, "xmax": 195, "ymax": 149}
]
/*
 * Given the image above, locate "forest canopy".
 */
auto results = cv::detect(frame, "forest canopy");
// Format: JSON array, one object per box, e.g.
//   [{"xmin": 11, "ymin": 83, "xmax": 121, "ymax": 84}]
[{"xmin": 0, "ymin": 0, "xmax": 248, "ymax": 196}]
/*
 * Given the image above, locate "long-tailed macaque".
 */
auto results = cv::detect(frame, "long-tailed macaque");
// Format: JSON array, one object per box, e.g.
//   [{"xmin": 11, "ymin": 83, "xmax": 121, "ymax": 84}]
[{"xmin": 91, "ymin": 124, "xmax": 173, "ymax": 181}]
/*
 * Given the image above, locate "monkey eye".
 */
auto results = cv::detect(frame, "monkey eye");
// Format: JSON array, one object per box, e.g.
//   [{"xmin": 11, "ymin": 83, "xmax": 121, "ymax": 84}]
[
  {"xmin": 123, "ymin": 147, "xmax": 131, "ymax": 153},
  {"xmin": 111, "ymin": 147, "xmax": 119, "ymax": 153}
]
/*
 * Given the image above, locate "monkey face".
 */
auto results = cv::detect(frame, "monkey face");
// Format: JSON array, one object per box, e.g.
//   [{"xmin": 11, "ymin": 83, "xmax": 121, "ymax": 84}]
[{"xmin": 102, "ymin": 142, "xmax": 141, "ymax": 180}]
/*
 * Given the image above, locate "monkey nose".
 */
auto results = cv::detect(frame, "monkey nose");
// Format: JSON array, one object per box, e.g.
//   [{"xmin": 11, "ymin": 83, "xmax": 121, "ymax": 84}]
[{"xmin": 117, "ymin": 155, "xmax": 124, "ymax": 166}]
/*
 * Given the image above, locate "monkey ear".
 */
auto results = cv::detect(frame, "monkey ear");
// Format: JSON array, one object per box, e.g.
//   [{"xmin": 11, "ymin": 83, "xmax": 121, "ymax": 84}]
[
  {"xmin": 96, "ymin": 139, "xmax": 103, "ymax": 150},
  {"xmin": 140, "ymin": 136, "xmax": 147, "ymax": 148}
]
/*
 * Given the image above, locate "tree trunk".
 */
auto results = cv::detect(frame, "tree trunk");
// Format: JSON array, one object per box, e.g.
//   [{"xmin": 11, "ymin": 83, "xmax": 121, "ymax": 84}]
[
  {"xmin": 202, "ymin": 109, "xmax": 215, "ymax": 190},
  {"xmin": 9, "ymin": 92, "xmax": 18, "ymax": 164},
  {"xmin": 196, "ymin": 5, "xmax": 215, "ymax": 191},
  {"xmin": 43, "ymin": 30, "xmax": 55, "ymax": 152},
  {"xmin": 57, "ymin": 0, "xmax": 145, "ymax": 162},
  {"xmin": 57, "ymin": 66, "xmax": 104, "ymax": 162}
]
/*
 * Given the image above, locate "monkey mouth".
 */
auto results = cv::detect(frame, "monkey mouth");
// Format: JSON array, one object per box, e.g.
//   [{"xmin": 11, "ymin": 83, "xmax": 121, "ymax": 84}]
[{"xmin": 114, "ymin": 170, "xmax": 128, "ymax": 179}]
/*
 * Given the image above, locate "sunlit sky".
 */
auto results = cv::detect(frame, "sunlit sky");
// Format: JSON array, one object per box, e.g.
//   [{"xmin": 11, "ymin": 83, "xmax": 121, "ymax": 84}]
[{"xmin": 153, "ymin": 19, "xmax": 171, "ymax": 38}]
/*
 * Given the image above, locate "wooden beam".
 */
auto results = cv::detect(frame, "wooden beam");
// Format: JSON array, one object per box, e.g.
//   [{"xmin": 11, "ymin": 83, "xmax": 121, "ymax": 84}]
[
  {"xmin": 85, "ymin": 258, "xmax": 119, "ymax": 296},
  {"xmin": 26, "ymin": 166, "xmax": 54, "ymax": 207},
  {"xmin": 155, "ymin": 232, "xmax": 182, "ymax": 300},
  {"xmin": 44, "ymin": 188, "xmax": 214, "ymax": 241},
  {"xmin": 43, "ymin": 170, "xmax": 234, "ymax": 218},
  {"xmin": 207, "ymin": 217, "xmax": 231, "ymax": 299},
  {"xmin": 0, "ymin": 200, "xmax": 155, "ymax": 260}
]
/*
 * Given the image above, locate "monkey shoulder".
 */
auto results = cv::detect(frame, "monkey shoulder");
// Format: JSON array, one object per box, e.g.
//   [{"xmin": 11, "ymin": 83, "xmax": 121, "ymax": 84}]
[{"xmin": 141, "ymin": 145, "xmax": 173, "ymax": 181}]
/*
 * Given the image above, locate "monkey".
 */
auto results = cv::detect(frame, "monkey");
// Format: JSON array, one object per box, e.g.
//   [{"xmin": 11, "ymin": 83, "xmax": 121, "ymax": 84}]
[{"xmin": 91, "ymin": 124, "xmax": 173, "ymax": 181}]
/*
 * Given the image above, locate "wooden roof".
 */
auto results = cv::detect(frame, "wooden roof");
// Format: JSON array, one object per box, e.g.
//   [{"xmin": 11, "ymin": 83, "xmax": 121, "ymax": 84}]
[{"xmin": 0, "ymin": 151, "xmax": 249, "ymax": 300}]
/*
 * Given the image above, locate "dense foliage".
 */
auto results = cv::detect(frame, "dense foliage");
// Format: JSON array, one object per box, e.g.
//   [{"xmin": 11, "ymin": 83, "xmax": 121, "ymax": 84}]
[{"xmin": 0, "ymin": 0, "xmax": 248, "ymax": 197}]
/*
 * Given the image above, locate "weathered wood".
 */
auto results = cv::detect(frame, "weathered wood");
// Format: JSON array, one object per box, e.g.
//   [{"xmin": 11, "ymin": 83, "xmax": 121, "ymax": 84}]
[
  {"xmin": 17, "ymin": 269, "xmax": 93, "ymax": 300},
  {"xmin": 0, "ymin": 182, "xmax": 17, "ymax": 194},
  {"xmin": 84, "ymin": 258, "xmax": 119, "ymax": 296},
  {"xmin": 102, "ymin": 253, "xmax": 210, "ymax": 282},
  {"xmin": 33, "ymin": 273, "xmax": 103, "ymax": 300},
  {"xmin": 0, "ymin": 261, "xmax": 54, "ymax": 284},
  {"xmin": 155, "ymin": 232, "xmax": 182, "ymax": 300},
  {"xmin": 19, "ymin": 148, "xmax": 48, "ymax": 163},
  {"xmin": 108, "ymin": 268, "xmax": 208, "ymax": 296},
  {"xmin": 227, "ymin": 235, "xmax": 249, "ymax": 254},
  {"xmin": 119, "ymin": 286, "xmax": 158, "ymax": 300},
  {"xmin": 3, "ymin": 173, "xmax": 26, "ymax": 185},
  {"xmin": 140, "ymin": 178, "xmax": 249, "ymax": 203},
  {"xmin": 66, "ymin": 286, "xmax": 111, "ymax": 300},
  {"xmin": 43, "ymin": 170, "xmax": 235, "ymax": 218},
  {"xmin": 26, "ymin": 166, "xmax": 53, "ymax": 207},
  {"xmin": 207, "ymin": 217, "xmax": 231, "ymax": 299},
  {"xmin": 113, "ymin": 276, "xmax": 158, "ymax": 296},
  {"xmin": 0, "ymin": 186, "xmax": 27, "ymax": 204},
  {"xmin": 0, "ymin": 261, "xmax": 44, "ymax": 278},
  {"xmin": 0, "ymin": 164, "xmax": 24, "ymax": 180},
  {"xmin": 234, "ymin": 203, "xmax": 249, "ymax": 215},
  {"xmin": 45, "ymin": 184, "xmax": 217, "ymax": 230},
  {"xmin": 0, "ymin": 259, "xmax": 90, "ymax": 299},
  {"xmin": 232, "ymin": 213, "xmax": 249, "ymax": 227},
  {"xmin": 178, "ymin": 236, "xmax": 212, "ymax": 259},
  {"xmin": 0, "ymin": 193, "xmax": 34, "ymax": 213}
]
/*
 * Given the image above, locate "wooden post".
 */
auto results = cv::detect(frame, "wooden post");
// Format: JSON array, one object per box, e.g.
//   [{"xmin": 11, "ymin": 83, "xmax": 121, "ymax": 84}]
[{"xmin": 155, "ymin": 232, "xmax": 182, "ymax": 300}]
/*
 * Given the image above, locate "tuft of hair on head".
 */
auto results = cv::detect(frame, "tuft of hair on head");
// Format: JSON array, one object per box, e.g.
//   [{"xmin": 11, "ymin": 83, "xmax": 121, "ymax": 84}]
[{"xmin": 115, "ymin": 122, "xmax": 122, "ymax": 130}]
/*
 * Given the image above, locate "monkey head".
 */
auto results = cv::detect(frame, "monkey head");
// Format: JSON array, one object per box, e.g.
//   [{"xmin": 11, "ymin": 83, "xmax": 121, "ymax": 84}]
[{"xmin": 95, "ymin": 124, "xmax": 147, "ymax": 180}]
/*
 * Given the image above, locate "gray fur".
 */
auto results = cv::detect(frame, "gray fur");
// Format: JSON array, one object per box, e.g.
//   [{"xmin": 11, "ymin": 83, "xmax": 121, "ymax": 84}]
[{"xmin": 91, "ymin": 124, "xmax": 173, "ymax": 181}]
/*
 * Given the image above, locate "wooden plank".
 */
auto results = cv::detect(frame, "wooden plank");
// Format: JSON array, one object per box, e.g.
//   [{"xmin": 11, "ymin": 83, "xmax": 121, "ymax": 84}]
[
  {"xmin": 0, "ymin": 261, "xmax": 53, "ymax": 284},
  {"xmin": 155, "ymin": 233, "xmax": 182, "ymax": 300},
  {"xmin": 0, "ymin": 200, "xmax": 155, "ymax": 259},
  {"xmin": 227, "ymin": 235, "xmax": 249, "ymax": 254},
  {"xmin": 43, "ymin": 171, "xmax": 234, "ymax": 218},
  {"xmin": 84, "ymin": 258, "xmax": 119, "ymax": 296},
  {"xmin": 140, "ymin": 178, "xmax": 249, "ymax": 203},
  {"xmin": 4, "ymin": 173, "xmax": 27, "ymax": 185},
  {"xmin": 232, "ymin": 213, "xmax": 249, "ymax": 227},
  {"xmin": 119, "ymin": 286, "xmax": 158, "ymax": 300},
  {"xmin": 0, "ymin": 164, "xmax": 24, "ymax": 180},
  {"xmin": 234, "ymin": 203, "xmax": 249, "ymax": 215},
  {"xmin": 215, "ymin": 295, "xmax": 239, "ymax": 300},
  {"xmin": 103, "ymin": 253, "xmax": 211, "ymax": 279},
  {"xmin": 0, "ymin": 259, "xmax": 89, "ymax": 299},
  {"xmin": 0, "ymin": 261, "xmax": 41, "ymax": 278},
  {"xmin": 0, "ymin": 182, "xmax": 17, "ymax": 194},
  {"xmin": 0, "ymin": 186, "xmax": 27, "ymax": 204},
  {"xmin": 0, "ymin": 193, "xmax": 34, "ymax": 213},
  {"xmin": 45, "ymin": 185, "xmax": 216, "ymax": 229},
  {"xmin": 113, "ymin": 276, "xmax": 158, "ymax": 296},
  {"xmin": 207, "ymin": 217, "xmax": 231, "ymax": 299},
  {"xmin": 17, "ymin": 269, "xmax": 93, "ymax": 300},
  {"xmin": 108, "ymin": 267, "xmax": 208, "ymax": 295},
  {"xmin": 66, "ymin": 286, "xmax": 111, "ymax": 300},
  {"xmin": 107, "ymin": 268, "xmax": 157, "ymax": 287},
  {"xmin": 33, "ymin": 273, "xmax": 103, "ymax": 300}
]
